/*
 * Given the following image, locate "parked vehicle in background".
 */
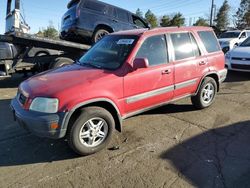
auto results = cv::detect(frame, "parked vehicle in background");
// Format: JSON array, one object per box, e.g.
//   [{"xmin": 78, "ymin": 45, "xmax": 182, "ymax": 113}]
[
  {"xmin": 60, "ymin": 0, "xmax": 149, "ymax": 43},
  {"xmin": 11, "ymin": 27, "xmax": 227, "ymax": 155},
  {"xmin": 218, "ymin": 30, "xmax": 250, "ymax": 53},
  {"xmin": 225, "ymin": 36, "xmax": 250, "ymax": 72}
]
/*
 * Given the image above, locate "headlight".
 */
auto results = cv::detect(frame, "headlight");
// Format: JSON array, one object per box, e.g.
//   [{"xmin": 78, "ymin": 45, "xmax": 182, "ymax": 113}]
[
  {"xmin": 225, "ymin": 52, "xmax": 231, "ymax": 59},
  {"xmin": 29, "ymin": 97, "xmax": 59, "ymax": 113}
]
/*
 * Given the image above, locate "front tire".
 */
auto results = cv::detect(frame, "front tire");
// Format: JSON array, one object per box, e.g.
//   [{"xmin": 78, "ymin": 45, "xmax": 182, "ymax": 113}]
[
  {"xmin": 68, "ymin": 107, "xmax": 115, "ymax": 155},
  {"xmin": 191, "ymin": 77, "xmax": 217, "ymax": 109}
]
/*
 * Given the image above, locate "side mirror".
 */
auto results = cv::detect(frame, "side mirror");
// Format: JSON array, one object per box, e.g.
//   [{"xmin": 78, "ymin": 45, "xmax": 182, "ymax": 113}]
[{"xmin": 133, "ymin": 58, "xmax": 149, "ymax": 70}]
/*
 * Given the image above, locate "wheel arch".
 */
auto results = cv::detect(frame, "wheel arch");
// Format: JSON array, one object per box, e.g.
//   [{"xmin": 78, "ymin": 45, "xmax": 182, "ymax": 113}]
[
  {"xmin": 94, "ymin": 24, "xmax": 114, "ymax": 33},
  {"xmin": 195, "ymin": 72, "xmax": 220, "ymax": 95},
  {"xmin": 63, "ymin": 98, "xmax": 122, "ymax": 136}
]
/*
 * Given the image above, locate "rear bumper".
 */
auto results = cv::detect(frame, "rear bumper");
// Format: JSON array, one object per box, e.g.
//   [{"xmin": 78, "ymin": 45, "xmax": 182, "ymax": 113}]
[
  {"xmin": 60, "ymin": 24, "xmax": 92, "ymax": 40},
  {"xmin": 10, "ymin": 97, "xmax": 68, "ymax": 139},
  {"xmin": 218, "ymin": 68, "xmax": 228, "ymax": 83}
]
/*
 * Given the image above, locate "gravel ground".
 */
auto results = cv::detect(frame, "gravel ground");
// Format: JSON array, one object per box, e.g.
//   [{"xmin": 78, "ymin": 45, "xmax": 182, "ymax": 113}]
[{"xmin": 0, "ymin": 71, "xmax": 250, "ymax": 188}]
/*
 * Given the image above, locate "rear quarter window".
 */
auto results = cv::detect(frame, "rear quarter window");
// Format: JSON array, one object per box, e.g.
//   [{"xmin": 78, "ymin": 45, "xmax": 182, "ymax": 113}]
[{"xmin": 198, "ymin": 31, "xmax": 221, "ymax": 53}]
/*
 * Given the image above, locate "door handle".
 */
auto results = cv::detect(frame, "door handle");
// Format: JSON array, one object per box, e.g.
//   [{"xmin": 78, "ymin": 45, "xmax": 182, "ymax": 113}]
[
  {"xmin": 112, "ymin": 19, "xmax": 118, "ymax": 22},
  {"xmin": 199, "ymin": 61, "xmax": 207, "ymax": 65},
  {"xmin": 162, "ymin": 69, "xmax": 171, "ymax": 74}
]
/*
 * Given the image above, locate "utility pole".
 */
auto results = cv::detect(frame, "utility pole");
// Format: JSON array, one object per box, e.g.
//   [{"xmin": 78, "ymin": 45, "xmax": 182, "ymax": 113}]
[{"xmin": 210, "ymin": 0, "xmax": 215, "ymax": 26}]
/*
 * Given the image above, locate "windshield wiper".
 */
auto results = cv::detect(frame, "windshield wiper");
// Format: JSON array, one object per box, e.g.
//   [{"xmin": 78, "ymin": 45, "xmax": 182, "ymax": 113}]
[{"xmin": 78, "ymin": 61, "xmax": 102, "ymax": 69}]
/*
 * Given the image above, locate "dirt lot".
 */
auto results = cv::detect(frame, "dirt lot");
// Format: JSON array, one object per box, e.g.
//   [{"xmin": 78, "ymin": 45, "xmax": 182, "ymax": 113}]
[{"xmin": 0, "ymin": 72, "xmax": 250, "ymax": 188}]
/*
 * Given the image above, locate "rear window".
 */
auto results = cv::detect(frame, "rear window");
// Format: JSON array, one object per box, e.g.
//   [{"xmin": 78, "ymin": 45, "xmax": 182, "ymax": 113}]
[
  {"xmin": 85, "ymin": 0, "xmax": 106, "ymax": 13},
  {"xmin": 198, "ymin": 31, "xmax": 220, "ymax": 53},
  {"xmin": 67, "ymin": 0, "xmax": 80, "ymax": 9}
]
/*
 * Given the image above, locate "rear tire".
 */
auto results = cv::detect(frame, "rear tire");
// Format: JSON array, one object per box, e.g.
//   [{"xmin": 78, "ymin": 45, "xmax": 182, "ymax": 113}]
[
  {"xmin": 68, "ymin": 107, "xmax": 115, "ymax": 155},
  {"xmin": 191, "ymin": 77, "xmax": 217, "ymax": 109},
  {"xmin": 92, "ymin": 28, "xmax": 110, "ymax": 44}
]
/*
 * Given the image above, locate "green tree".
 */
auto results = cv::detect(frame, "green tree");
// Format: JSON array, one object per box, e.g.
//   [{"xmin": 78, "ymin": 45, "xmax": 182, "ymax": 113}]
[
  {"xmin": 193, "ymin": 17, "xmax": 209, "ymax": 26},
  {"xmin": 170, "ymin": 13, "xmax": 185, "ymax": 27},
  {"xmin": 145, "ymin": 9, "xmax": 158, "ymax": 28},
  {"xmin": 215, "ymin": 0, "xmax": 230, "ymax": 30},
  {"xmin": 160, "ymin": 15, "xmax": 171, "ymax": 27},
  {"xmin": 36, "ymin": 21, "xmax": 59, "ymax": 39},
  {"xmin": 235, "ymin": 0, "xmax": 250, "ymax": 29},
  {"xmin": 135, "ymin": 8, "xmax": 143, "ymax": 18}
]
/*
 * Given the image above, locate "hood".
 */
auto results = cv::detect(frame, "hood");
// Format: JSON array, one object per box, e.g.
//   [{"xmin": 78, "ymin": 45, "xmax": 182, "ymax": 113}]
[
  {"xmin": 20, "ymin": 64, "xmax": 111, "ymax": 97},
  {"xmin": 230, "ymin": 46, "xmax": 250, "ymax": 58}
]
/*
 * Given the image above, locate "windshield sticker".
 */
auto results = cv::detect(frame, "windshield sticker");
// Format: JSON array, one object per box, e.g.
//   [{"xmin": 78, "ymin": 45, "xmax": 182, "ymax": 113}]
[{"xmin": 117, "ymin": 39, "xmax": 135, "ymax": 45}]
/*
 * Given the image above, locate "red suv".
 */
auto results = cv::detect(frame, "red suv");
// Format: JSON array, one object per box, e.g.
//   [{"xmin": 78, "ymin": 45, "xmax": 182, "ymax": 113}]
[{"xmin": 11, "ymin": 27, "xmax": 227, "ymax": 155}]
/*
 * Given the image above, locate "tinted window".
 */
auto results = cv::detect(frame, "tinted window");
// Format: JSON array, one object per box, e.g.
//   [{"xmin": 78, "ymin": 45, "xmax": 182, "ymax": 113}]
[
  {"xmin": 132, "ymin": 16, "xmax": 147, "ymax": 28},
  {"xmin": 85, "ymin": 1, "xmax": 106, "ymax": 13},
  {"xmin": 116, "ymin": 9, "xmax": 129, "ymax": 22},
  {"xmin": 170, "ymin": 32, "xmax": 194, "ymax": 60},
  {"xmin": 67, "ymin": 0, "xmax": 80, "ymax": 9},
  {"xmin": 219, "ymin": 32, "xmax": 240, "ymax": 38},
  {"xmin": 190, "ymin": 33, "xmax": 201, "ymax": 57},
  {"xmin": 136, "ymin": 35, "xmax": 168, "ymax": 66},
  {"xmin": 240, "ymin": 32, "xmax": 246, "ymax": 38},
  {"xmin": 240, "ymin": 37, "xmax": 250, "ymax": 47},
  {"xmin": 198, "ymin": 31, "xmax": 220, "ymax": 53}
]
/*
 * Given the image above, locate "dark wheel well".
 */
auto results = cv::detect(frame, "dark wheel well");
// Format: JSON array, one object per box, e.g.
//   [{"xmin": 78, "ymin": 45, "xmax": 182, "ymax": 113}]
[
  {"xmin": 206, "ymin": 74, "xmax": 219, "ymax": 92},
  {"xmin": 196, "ymin": 74, "xmax": 219, "ymax": 94},
  {"xmin": 66, "ymin": 101, "xmax": 122, "ymax": 137},
  {"xmin": 94, "ymin": 24, "xmax": 113, "ymax": 33}
]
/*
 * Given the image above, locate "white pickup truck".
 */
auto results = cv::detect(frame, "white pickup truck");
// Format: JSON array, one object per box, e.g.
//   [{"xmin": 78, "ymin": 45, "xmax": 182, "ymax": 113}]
[{"xmin": 218, "ymin": 30, "xmax": 250, "ymax": 53}]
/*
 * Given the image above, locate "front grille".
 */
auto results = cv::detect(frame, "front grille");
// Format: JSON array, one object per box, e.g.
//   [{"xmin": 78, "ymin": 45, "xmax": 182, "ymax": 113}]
[
  {"xmin": 18, "ymin": 93, "xmax": 27, "ymax": 105},
  {"xmin": 231, "ymin": 64, "xmax": 250, "ymax": 70},
  {"xmin": 232, "ymin": 57, "xmax": 250, "ymax": 61}
]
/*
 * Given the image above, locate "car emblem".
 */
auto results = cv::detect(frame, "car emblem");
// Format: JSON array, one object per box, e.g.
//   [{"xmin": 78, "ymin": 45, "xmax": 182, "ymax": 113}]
[{"xmin": 242, "ymin": 58, "xmax": 246, "ymax": 61}]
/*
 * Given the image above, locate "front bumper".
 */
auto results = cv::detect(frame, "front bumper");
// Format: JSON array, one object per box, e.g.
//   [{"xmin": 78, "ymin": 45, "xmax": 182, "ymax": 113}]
[
  {"xmin": 226, "ymin": 59, "xmax": 250, "ymax": 72},
  {"xmin": 11, "ymin": 97, "xmax": 68, "ymax": 139}
]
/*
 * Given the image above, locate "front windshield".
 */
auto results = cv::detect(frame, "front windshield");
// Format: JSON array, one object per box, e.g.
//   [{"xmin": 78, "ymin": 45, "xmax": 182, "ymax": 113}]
[
  {"xmin": 79, "ymin": 35, "xmax": 138, "ymax": 70},
  {"xmin": 240, "ymin": 37, "xmax": 250, "ymax": 47},
  {"xmin": 219, "ymin": 32, "xmax": 240, "ymax": 39}
]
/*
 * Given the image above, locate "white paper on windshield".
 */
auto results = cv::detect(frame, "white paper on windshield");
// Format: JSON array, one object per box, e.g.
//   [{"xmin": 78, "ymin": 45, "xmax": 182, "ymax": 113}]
[{"xmin": 117, "ymin": 39, "xmax": 134, "ymax": 45}]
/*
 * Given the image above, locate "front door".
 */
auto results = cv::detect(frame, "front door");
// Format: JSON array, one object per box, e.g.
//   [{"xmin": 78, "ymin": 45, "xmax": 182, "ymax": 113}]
[{"xmin": 124, "ymin": 34, "xmax": 174, "ymax": 114}]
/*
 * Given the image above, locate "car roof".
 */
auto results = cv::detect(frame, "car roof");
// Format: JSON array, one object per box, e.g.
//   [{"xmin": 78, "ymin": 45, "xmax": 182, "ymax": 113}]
[{"xmin": 111, "ymin": 26, "xmax": 213, "ymax": 36}]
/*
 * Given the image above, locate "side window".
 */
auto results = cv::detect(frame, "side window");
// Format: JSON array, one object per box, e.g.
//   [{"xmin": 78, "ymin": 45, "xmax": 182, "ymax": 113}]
[
  {"xmin": 132, "ymin": 16, "xmax": 147, "ymax": 28},
  {"xmin": 85, "ymin": 1, "xmax": 106, "ymax": 13},
  {"xmin": 136, "ymin": 35, "xmax": 168, "ymax": 66},
  {"xmin": 170, "ymin": 32, "xmax": 194, "ymax": 60},
  {"xmin": 190, "ymin": 33, "xmax": 201, "ymax": 57},
  {"xmin": 198, "ymin": 31, "xmax": 220, "ymax": 53},
  {"xmin": 240, "ymin": 32, "xmax": 246, "ymax": 38},
  {"xmin": 116, "ymin": 9, "xmax": 129, "ymax": 22}
]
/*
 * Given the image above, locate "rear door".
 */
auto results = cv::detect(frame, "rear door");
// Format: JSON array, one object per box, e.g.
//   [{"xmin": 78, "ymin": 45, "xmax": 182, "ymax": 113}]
[
  {"xmin": 124, "ymin": 34, "xmax": 174, "ymax": 114},
  {"xmin": 169, "ymin": 32, "xmax": 208, "ymax": 98}
]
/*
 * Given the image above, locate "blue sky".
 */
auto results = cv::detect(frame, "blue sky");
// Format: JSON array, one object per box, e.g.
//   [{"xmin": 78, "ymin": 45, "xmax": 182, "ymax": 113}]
[{"xmin": 0, "ymin": 0, "xmax": 240, "ymax": 34}]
